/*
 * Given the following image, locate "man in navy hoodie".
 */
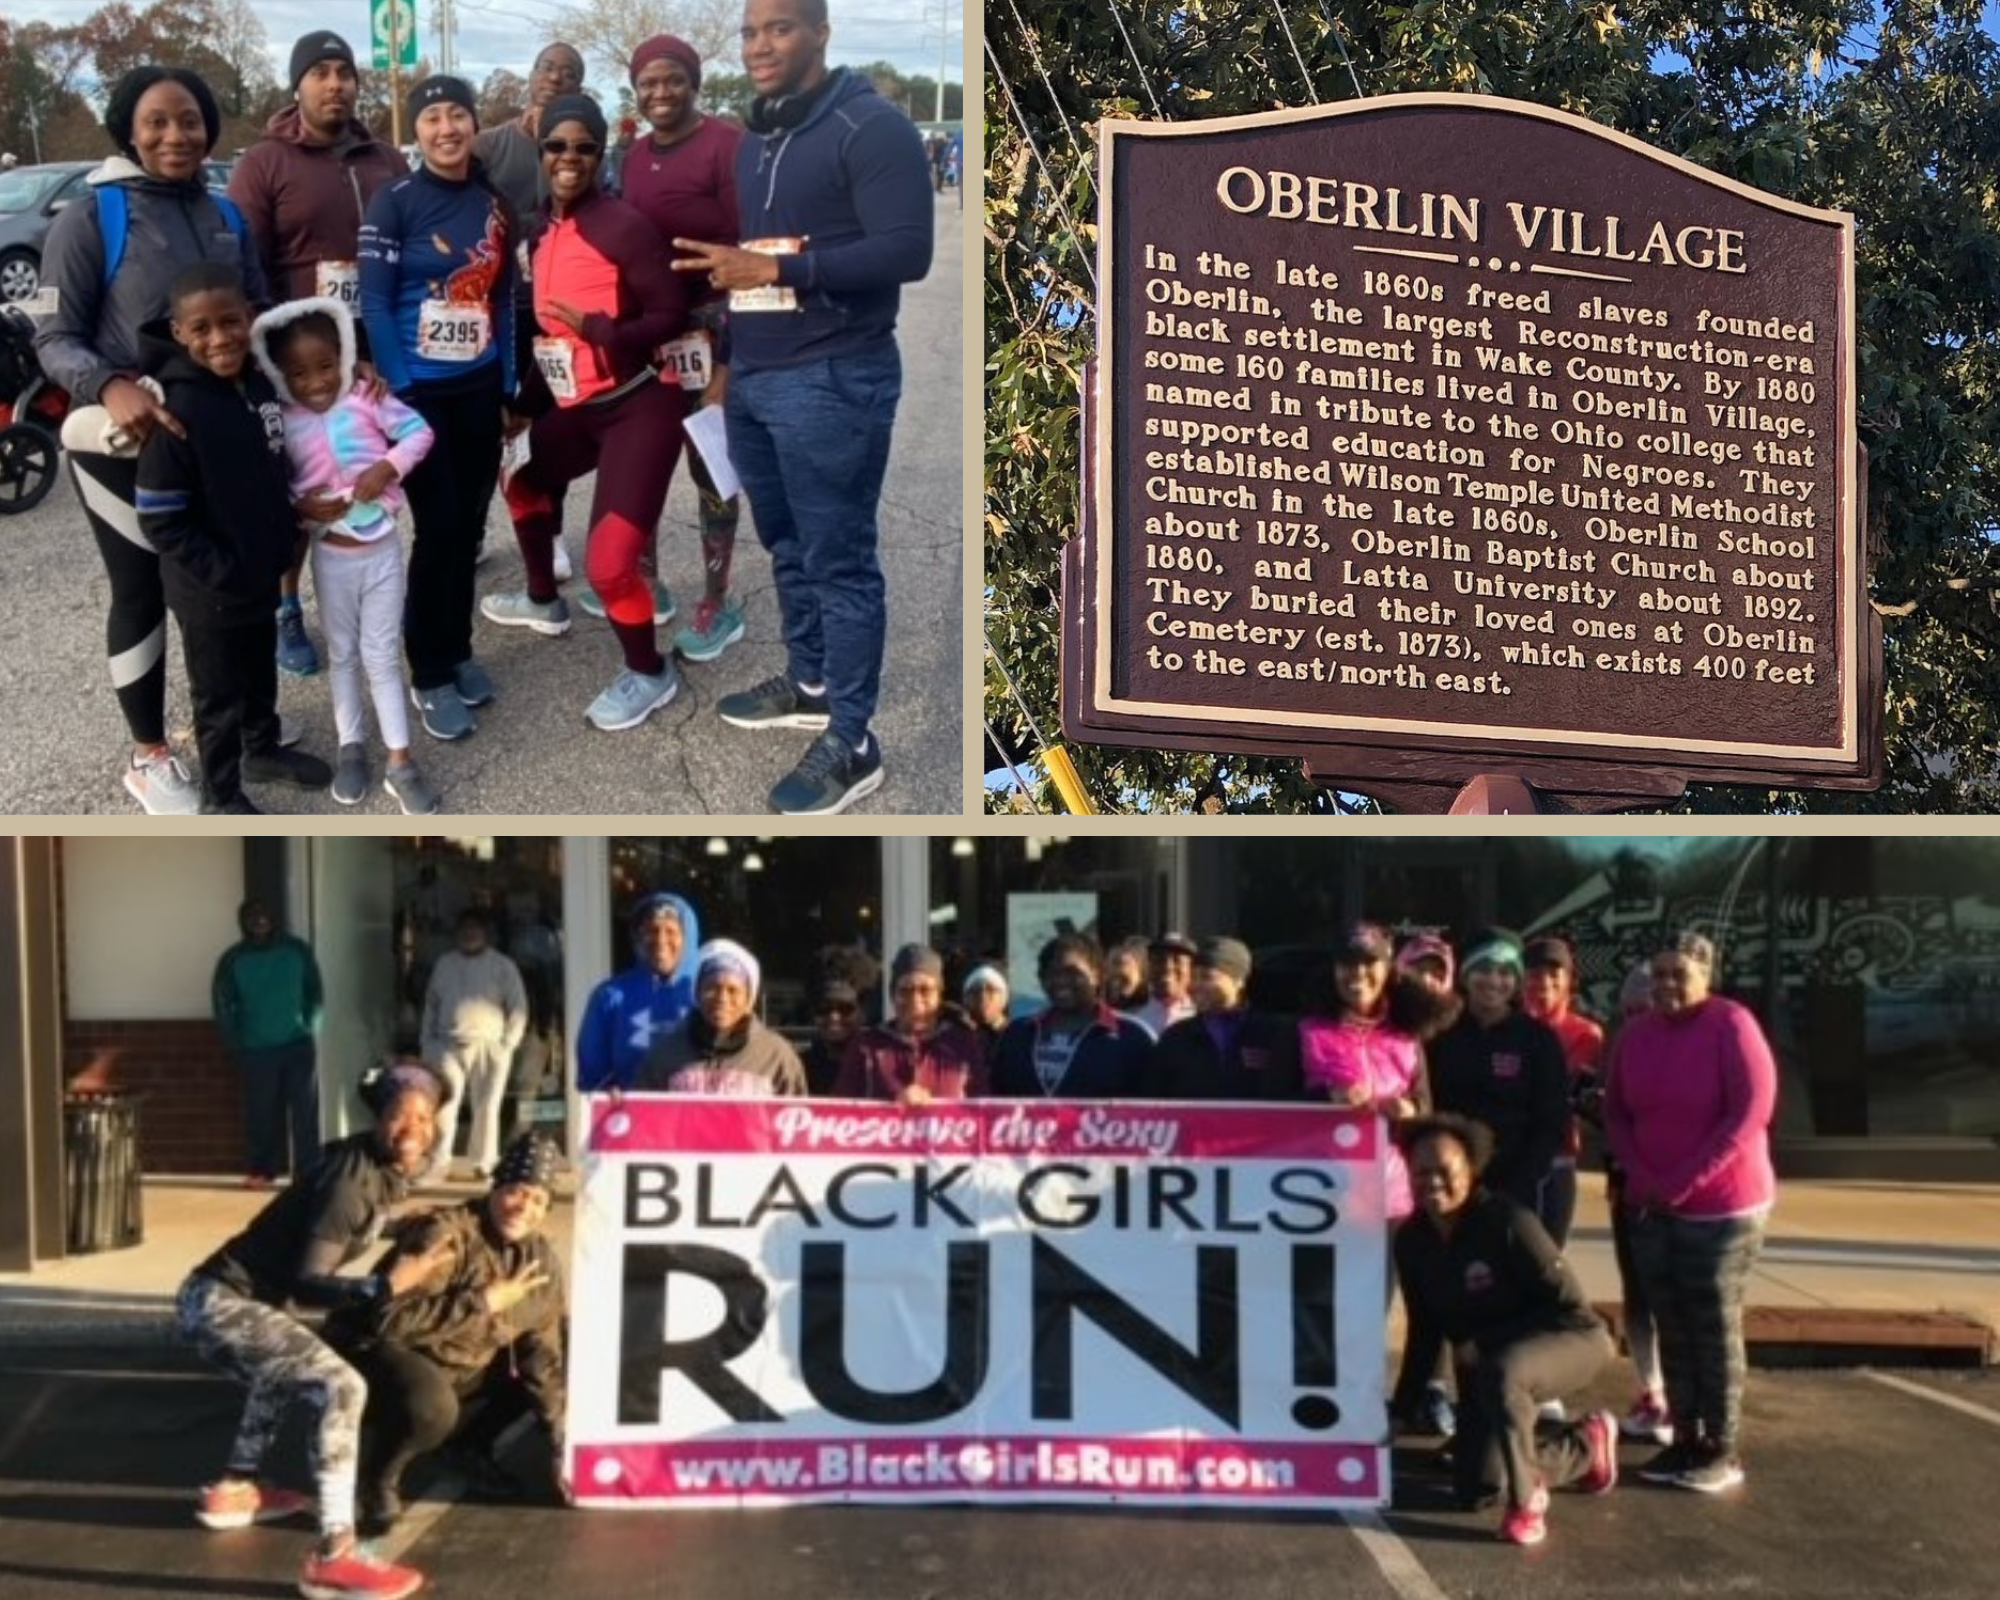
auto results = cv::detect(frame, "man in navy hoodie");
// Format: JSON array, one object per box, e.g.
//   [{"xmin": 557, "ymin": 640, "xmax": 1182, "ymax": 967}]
[
  {"xmin": 671, "ymin": 0, "xmax": 934, "ymax": 816},
  {"xmin": 136, "ymin": 263, "xmax": 333, "ymax": 812}
]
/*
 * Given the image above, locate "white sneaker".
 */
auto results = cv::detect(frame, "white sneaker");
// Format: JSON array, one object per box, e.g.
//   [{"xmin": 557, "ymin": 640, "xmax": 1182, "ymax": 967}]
[
  {"xmin": 552, "ymin": 537, "xmax": 573, "ymax": 582},
  {"xmin": 123, "ymin": 747, "xmax": 202, "ymax": 814}
]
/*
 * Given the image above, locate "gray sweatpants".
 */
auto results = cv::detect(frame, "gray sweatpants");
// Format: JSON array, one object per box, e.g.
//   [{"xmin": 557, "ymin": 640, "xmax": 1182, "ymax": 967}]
[{"xmin": 175, "ymin": 1273, "xmax": 365, "ymax": 1535}]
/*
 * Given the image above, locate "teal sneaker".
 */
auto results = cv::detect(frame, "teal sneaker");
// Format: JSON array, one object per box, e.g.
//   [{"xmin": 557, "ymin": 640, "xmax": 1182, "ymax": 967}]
[
  {"xmin": 586, "ymin": 664, "xmax": 680, "ymax": 731},
  {"xmin": 577, "ymin": 579, "xmax": 676, "ymax": 624},
  {"xmin": 674, "ymin": 595, "xmax": 746, "ymax": 663},
  {"xmin": 480, "ymin": 591, "xmax": 572, "ymax": 636}
]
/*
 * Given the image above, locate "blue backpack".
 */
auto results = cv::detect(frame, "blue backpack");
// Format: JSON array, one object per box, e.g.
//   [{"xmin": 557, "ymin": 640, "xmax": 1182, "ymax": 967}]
[{"xmin": 96, "ymin": 182, "xmax": 252, "ymax": 289}]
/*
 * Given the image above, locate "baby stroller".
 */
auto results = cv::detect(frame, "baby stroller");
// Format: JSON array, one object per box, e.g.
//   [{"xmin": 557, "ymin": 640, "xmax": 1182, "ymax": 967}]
[{"xmin": 0, "ymin": 304, "xmax": 66, "ymax": 514}]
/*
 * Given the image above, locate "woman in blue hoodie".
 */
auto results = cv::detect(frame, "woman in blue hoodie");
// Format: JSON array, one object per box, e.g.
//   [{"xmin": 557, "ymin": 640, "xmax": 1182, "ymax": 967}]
[
  {"xmin": 575, "ymin": 890, "xmax": 702, "ymax": 1091},
  {"xmin": 34, "ymin": 66, "xmax": 270, "ymax": 816}
]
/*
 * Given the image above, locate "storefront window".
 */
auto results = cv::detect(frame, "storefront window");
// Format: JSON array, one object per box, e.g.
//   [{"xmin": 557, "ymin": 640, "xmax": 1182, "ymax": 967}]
[
  {"xmin": 927, "ymin": 836, "xmax": 1177, "ymax": 1011},
  {"xmin": 609, "ymin": 838, "xmax": 884, "ymax": 1030},
  {"xmin": 311, "ymin": 838, "xmax": 567, "ymax": 1143}
]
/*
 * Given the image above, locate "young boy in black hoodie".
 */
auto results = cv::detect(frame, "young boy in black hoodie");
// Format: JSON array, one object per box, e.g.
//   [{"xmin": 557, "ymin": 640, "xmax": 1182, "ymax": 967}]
[{"xmin": 136, "ymin": 263, "xmax": 332, "ymax": 812}]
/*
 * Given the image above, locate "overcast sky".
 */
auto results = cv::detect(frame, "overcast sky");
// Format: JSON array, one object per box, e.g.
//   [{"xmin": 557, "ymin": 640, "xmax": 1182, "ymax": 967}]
[{"xmin": 10, "ymin": 0, "xmax": 963, "ymax": 90}]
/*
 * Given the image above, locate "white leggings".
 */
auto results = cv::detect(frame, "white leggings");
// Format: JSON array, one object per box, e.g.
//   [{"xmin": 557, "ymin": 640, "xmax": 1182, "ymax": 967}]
[{"xmin": 311, "ymin": 536, "xmax": 411, "ymax": 751}]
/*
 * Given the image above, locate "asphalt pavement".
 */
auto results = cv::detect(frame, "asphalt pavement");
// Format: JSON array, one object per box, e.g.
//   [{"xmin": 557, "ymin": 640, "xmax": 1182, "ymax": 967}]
[
  {"xmin": 0, "ymin": 190, "xmax": 963, "ymax": 817},
  {"xmin": 2, "ymin": 1346, "xmax": 1995, "ymax": 1600}
]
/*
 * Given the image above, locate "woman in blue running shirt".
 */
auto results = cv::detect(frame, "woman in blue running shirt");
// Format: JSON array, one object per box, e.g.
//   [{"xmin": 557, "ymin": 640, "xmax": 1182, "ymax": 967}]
[{"xmin": 357, "ymin": 75, "xmax": 517, "ymax": 745}]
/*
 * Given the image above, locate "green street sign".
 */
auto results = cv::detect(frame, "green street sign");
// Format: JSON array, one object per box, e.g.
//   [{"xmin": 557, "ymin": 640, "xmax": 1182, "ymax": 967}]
[{"xmin": 371, "ymin": 0, "xmax": 419, "ymax": 70}]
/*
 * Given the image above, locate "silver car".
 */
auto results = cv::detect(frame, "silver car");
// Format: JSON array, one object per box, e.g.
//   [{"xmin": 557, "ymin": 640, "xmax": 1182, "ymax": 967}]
[{"xmin": 0, "ymin": 162, "xmax": 94, "ymax": 303}]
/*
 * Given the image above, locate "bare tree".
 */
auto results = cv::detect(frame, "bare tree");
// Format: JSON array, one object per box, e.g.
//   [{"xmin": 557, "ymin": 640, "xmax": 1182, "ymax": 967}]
[
  {"xmin": 208, "ymin": 0, "xmax": 277, "ymax": 120},
  {"xmin": 477, "ymin": 68, "xmax": 530, "ymax": 127},
  {"xmin": 545, "ymin": 0, "xmax": 737, "ymax": 88}
]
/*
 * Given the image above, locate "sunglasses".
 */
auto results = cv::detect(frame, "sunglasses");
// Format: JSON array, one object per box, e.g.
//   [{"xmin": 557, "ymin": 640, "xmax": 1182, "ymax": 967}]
[{"xmin": 541, "ymin": 138, "xmax": 601, "ymax": 157}]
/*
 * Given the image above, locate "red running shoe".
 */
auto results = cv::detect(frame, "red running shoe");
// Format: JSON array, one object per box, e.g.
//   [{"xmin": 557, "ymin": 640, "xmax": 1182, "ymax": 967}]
[
  {"xmin": 195, "ymin": 1478, "xmax": 312, "ymax": 1529},
  {"xmin": 1578, "ymin": 1409, "xmax": 1619, "ymax": 1495},
  {"xmin": 298, "ymin": 1537, "xmax": 425, "ymax": 1600},
  {"xmin": 1500, "ymin": 1483, "xmax": 1550, "ymax": 1546}
]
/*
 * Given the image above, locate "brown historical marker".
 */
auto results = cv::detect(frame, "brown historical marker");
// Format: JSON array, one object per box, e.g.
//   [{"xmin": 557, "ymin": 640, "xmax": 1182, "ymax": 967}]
[{"xmin": 1059, "ymin": 96, "xmax": 1881, "ymax": 812}]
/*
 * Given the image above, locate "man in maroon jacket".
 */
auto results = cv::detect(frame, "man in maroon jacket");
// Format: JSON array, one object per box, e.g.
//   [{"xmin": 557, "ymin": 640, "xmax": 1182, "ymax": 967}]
[{"xmin": 229, "ymin": 30, "xmax": 409, "ymax": 680}]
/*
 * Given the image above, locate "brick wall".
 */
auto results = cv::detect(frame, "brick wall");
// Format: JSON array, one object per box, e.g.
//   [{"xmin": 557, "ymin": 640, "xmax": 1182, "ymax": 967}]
[{"xmin": 64, "ymin": 1020, "xmax": 245, "ymax": 1174}]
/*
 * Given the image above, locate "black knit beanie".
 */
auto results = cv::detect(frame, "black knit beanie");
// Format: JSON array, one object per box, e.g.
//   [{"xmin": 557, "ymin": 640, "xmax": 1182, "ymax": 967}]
[
  {"xmin": 542, "ymin": 93, "xmax": 608, "ymax": 149},
  {"xmin": 289, "ymin": 31, "xmax": 357, "ymax": 91},
  {"xmin": 406, "ymin": 74, "xmax": 478, "ymax": 130},
  {"xmin": 103, "ymin": 67, "xmax": 221, "ymax": 162}
]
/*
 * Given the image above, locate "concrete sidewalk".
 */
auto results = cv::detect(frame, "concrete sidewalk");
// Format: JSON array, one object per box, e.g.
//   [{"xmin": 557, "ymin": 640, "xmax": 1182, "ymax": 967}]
[{"xmin": 5, "ymin": 1171, "xmax": 1997, "ymax": 1353}]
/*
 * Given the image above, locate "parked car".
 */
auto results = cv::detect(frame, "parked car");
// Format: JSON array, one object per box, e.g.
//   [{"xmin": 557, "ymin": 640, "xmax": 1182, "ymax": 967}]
[{"xmin": 0, "ymin": 161, "xmax": 94, "ymax": 303}]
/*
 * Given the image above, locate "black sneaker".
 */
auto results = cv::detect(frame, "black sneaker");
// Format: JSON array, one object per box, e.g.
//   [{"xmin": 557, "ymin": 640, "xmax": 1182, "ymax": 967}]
[
  {"xmin": 768, "ymin": 730, "xmax": 884, "ymax": 815},
  {"xmin": 1673, "ymin": 1443, "xmax": 1745, "ymax": 1494},
  {"xmin": 243, "ymin": 747, "xmax": 333, "ymax": 788},
  {"xmin": 1637, "ymin": 1440, "xmax": 1700, "ymax": 1484},
  {"xmin": 716, "ymin": 673, "xmax": 831, "ymax": 731},
  {"xmin": 202, "ymin": 793, "xmax": 264, "ymax": 814}
]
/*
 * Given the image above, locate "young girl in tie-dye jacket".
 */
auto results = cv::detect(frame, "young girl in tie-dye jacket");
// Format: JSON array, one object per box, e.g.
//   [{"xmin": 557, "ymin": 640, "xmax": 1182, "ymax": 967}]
[{"xmin": 251, "ymin": 297, "xmax": 437, "ymax": 814}]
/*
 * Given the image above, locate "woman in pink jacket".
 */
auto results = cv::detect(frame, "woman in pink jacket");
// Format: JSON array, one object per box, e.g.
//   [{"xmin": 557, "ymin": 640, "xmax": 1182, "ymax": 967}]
[
  {"xmin": 1298, "ymin": 922, "xmax": 1458, "ymax": 1432},
  {"xmin": 1603, "ymin": 931, "xmax": 1776, "ymax": 1496}
]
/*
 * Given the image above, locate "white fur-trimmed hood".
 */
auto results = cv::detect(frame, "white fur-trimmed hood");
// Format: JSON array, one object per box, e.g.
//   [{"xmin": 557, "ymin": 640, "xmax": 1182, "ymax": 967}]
[{"xmin": 249, "ymin": 295, "xmax": 357, "ymax": 405}]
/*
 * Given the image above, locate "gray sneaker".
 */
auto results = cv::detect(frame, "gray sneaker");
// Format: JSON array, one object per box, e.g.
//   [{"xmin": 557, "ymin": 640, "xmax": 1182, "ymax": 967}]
[
  {"xmin": 123, "ymin": 746, "xmax": 203, "ymax": 815},
  {"xmin": 586, "ymin": 664, "xmax": 680, "ymax": 731},
  {"xmin": 385, "ymin": 760, "xmax": 440, "ymax": 815},
  {"xmin": 453, "ymin": 658, "xmax": 496, "ymax": 707},
  {"xmin": 410, "ymin": 682, "xmax": 475, "ymax": 741},
  {"xmin": 481, "ymin": 591, "xmax": 572, "ymax": 636},
  {"xmin": 330, "ymin": 743, "xmax": 369, "ymax": 806},
  {"xmin": 578, "ymin": 579, "xmax": 677, "ymax": 624}
]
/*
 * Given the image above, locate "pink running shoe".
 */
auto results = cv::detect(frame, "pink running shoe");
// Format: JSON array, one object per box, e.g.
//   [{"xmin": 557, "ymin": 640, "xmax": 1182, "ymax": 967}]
[
  {"xmin": 194, "ymin": 1478, "xmax": 313, "ymax": 1529},
  {"xmin": 1500, "ymin": 1483, "xmax": 1550, "ymax": 1546},
  {"xmin": 1578, "ymin": 1409, "xmax": 1620, "ymax": 1495},
  {"xmin": 298, "ymin": 1536, "xmax": 425, "ymax": 1600}
]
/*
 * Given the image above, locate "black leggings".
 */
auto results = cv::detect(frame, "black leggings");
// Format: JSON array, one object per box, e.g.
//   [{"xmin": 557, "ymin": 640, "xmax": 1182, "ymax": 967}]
[
  {"xmin": 350, "ymin": 1343, "xmax": 533, "ymax": 1494},
  {"xmin": 402, "ymin": 369, "xmax": 503, "ymax": 692},
  {"xmin": 70, "ymin": 449, "xmax": 167, "ymax": 745}
]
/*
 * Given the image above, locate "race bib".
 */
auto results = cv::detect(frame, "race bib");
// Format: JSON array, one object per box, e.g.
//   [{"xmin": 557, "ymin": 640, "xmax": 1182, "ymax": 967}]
[
  {"xmin": 417, "ymin": 299, "xmax": 491, "ymax": 362},
  {"xmin": 730, "ymin": 237, "xmax": 804, "ymax": 312},
  {"xmin": 315, "ymin": 260, "xmax": 361, "ymax": 307},
  {"xmin": 533, "ymin": 336, "xmax": 578, "ymax": 402},
  {"xmin": 656, "ymin": 331, "xmax": 711, "ymax": 392}
]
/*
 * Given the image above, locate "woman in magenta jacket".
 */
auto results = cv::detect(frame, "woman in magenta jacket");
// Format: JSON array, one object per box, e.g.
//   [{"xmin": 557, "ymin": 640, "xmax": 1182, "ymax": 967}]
[{"xmin": 1603, "ymin": 931, "xmax": 1777, "ymax": 1496}]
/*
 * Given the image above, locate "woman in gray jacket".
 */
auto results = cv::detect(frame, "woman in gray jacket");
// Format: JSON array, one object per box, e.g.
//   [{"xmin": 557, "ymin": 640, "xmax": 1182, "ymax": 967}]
[
  {"xmin": 637, "ymin": 939, "xmax": 806, "ymax": 1096},
  {"xmin": 33, "ymin": 66, "xmax": 269, "ymax": 814}
]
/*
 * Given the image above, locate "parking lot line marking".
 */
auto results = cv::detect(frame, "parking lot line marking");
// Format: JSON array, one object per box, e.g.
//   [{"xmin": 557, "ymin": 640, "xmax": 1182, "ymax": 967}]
[
  {"xmin": 370, "ymin": 1413, "xmax": 534, "ymax": 1564},
  {"xmin": 1340, "ymin": 1510, "xmax": 1455, "ymax": 1600},
  {"xmin": 1863, "ymin": 1370, "xmax": 2000, "ymax": 1429},
  {"xmin": 373, "ymin": 1480, "xmax": 462, "ymax": 1565}
]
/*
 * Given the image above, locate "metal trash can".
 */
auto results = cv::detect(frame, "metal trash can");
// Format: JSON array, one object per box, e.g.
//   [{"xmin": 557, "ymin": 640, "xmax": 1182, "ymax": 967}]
[{"xmin": 64, "ymin": 1092, "xmax": 144, "ymax": 1253}]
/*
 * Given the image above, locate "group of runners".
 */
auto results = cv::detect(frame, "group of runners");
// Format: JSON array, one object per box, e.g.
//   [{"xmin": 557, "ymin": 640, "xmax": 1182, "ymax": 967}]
[{"xmin": 33, "ymin": 0, "xmax": 934, "ymax": 816}]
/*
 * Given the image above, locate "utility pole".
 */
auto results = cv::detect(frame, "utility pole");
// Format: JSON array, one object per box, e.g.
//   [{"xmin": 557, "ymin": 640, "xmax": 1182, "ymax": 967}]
[{"xmin": 389, "ymin": 3, "xmax": 404, "ymax": 148}]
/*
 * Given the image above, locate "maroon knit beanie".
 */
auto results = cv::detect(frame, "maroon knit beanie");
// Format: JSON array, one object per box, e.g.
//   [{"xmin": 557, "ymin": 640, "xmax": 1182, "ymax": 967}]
[{"xmin": 630, "ymin": 34, "xmax": 702, "ymax": 91}]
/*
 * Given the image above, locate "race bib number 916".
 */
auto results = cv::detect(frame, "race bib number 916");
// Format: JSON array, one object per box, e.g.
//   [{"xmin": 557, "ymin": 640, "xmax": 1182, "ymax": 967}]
[{"xmin": 656, "ymin": 332, "xmax": 711, "ymax": 392}]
